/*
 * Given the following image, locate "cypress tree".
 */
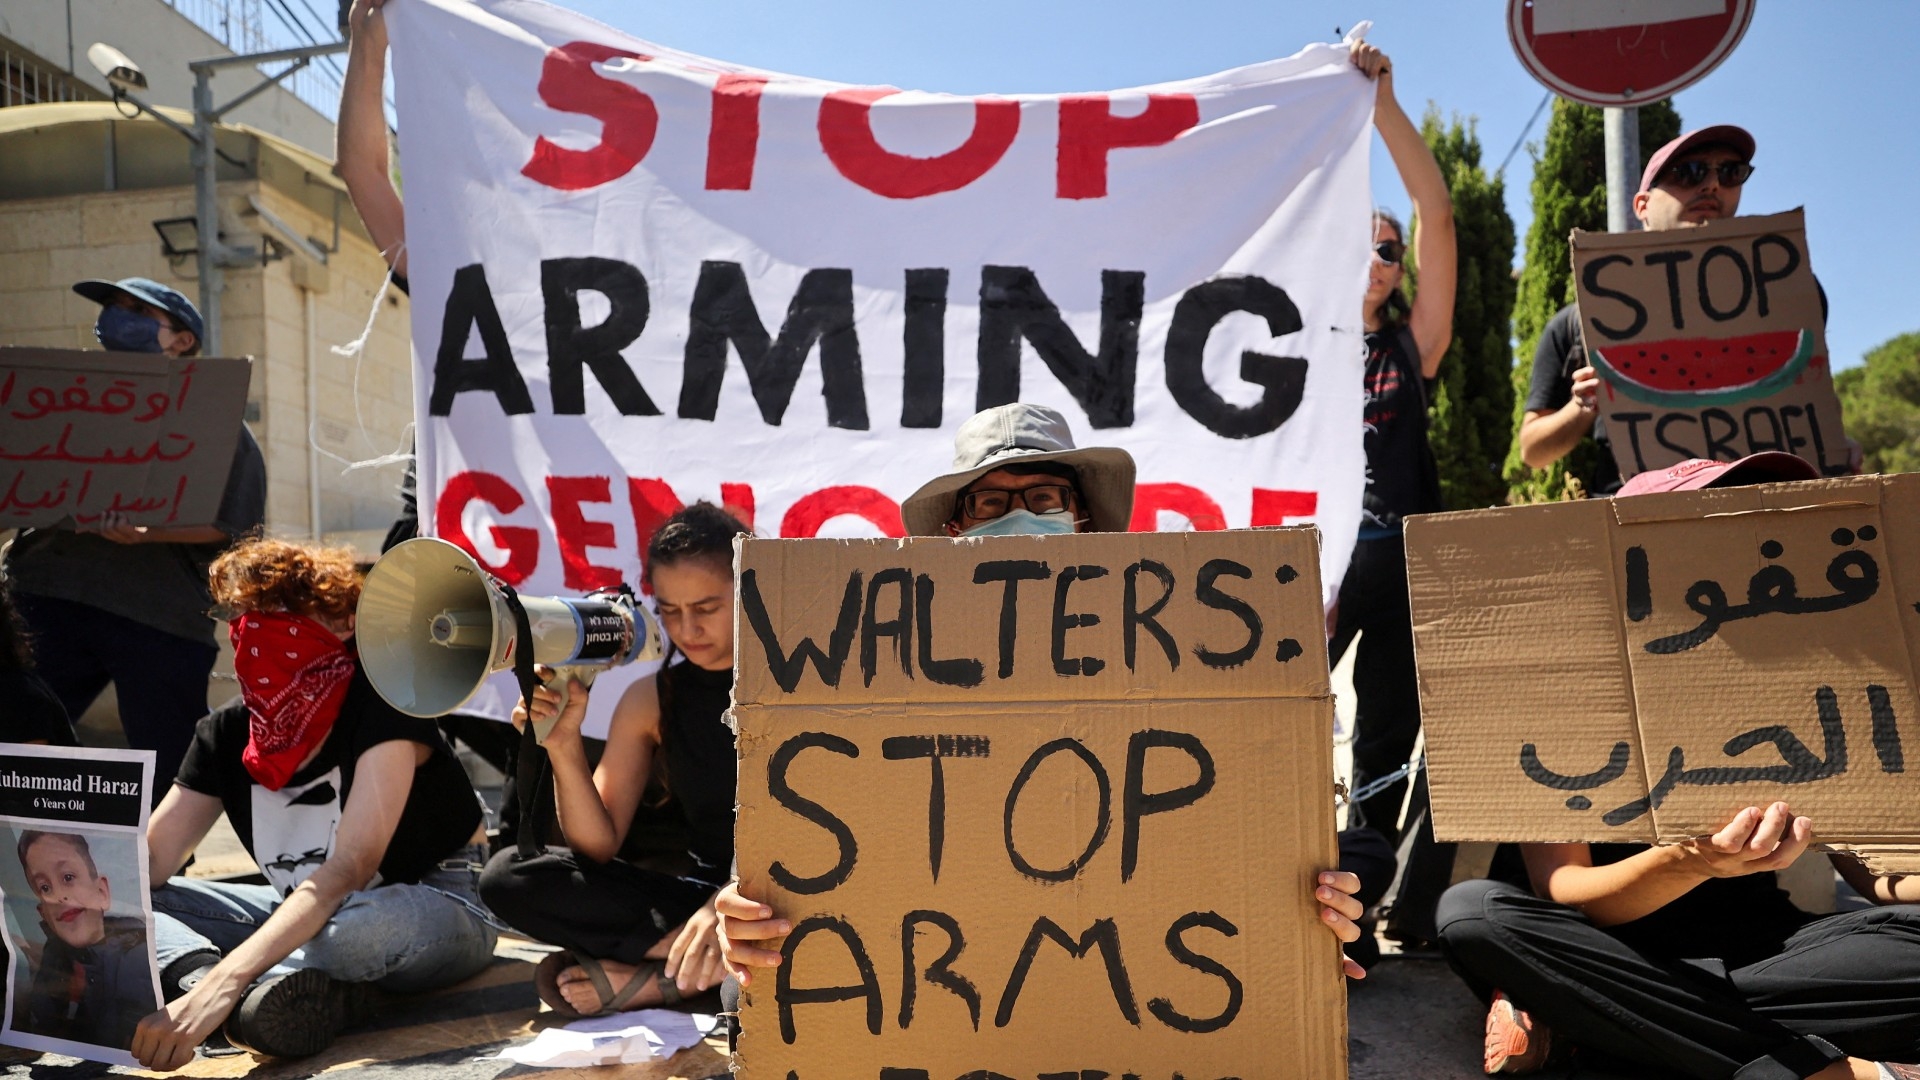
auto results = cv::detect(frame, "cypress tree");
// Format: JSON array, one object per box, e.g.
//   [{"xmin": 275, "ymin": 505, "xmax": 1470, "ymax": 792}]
[
  {"xmin": 1836, "ymin": 331, "xmax": 1920, "ymax": 474},
  {"xmin": 1418, "ymin": 107, "xmax": 1516, "ymax": 510},
  {"xmin": 1504, "ymin": 98, "xmax": 1681, "ymax": 502}
]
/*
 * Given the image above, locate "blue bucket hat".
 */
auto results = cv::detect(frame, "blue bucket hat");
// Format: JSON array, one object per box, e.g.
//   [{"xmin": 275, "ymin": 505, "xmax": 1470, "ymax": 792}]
[{"xmin": 72, "ymin": 277, "xmax": 205, "ymax": 342}]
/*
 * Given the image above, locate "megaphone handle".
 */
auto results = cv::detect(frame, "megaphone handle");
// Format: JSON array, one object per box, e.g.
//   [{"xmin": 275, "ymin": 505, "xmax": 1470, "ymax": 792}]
[{"xmin": 532, "ymin": 666, "xmax": 598, "ymax": 745}]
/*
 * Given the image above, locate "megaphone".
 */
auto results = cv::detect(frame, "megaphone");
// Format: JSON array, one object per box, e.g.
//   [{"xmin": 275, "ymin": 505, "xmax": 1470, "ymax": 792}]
[{"xmin": 356, "ymin": 537, "xmax": 663, "ymax": 739}]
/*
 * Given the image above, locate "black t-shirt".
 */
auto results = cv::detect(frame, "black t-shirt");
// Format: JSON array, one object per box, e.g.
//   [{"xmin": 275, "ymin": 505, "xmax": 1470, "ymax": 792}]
[
  {"xmin": 1526, "ymin": 305, "xmax": 1623, "ymax": 497},
  {"xmin": 1360, "ymin": 327, "xmax": 1444, "ymax": 530},
  {"xmin": 652, "ymin": 660, "xmax": 736, "ymax": 886},
  {"xmin": 0, "ymin": 669, "xmax": 78, "ymax": 746},
  {"xmin": 1589, "ymin": 843, "xmax": 1811, "ymax": 969},
  {"xmin": 175, "ymin": 665, "xmax": 482, "ymax": 895}
]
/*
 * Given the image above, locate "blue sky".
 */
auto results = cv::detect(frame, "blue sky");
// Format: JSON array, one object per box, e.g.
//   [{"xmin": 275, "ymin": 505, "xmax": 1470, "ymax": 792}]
[{"xmin": 550, "ymin": 0, "xmax": 1918, "ymax": 373}]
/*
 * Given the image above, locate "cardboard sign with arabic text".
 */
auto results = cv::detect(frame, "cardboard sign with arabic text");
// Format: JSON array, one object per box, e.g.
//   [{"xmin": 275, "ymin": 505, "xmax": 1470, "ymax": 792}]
[
  {"xmin": 1571, "ymin": 209, "xmax": 1849, "ymax": 480},
  {"xmin": 0, "ymin": 348, "xmax": 252, "ymax": 530},
  {"xmin": 1407, "ymin": 474, "xmax": 1920, "ymax": 844},
  {"xmin": 731, "ymin": 529, "xmax": 1345, "ymax": 1079}
]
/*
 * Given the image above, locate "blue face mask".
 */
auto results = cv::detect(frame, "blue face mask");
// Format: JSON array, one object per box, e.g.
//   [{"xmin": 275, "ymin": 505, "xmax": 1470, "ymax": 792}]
[
  {"xmin": 95, "ymin": 306, "xmax": 163, "ymax": 353},
  {"xmin": 959, "ymin": 508, "xmax": 1079, "ymax": 537}
]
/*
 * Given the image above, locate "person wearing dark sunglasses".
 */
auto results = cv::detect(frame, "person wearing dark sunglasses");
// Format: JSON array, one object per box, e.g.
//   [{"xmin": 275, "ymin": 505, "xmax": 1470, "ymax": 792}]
[
  {"xmin": 1334, "ymin": 39, "xmax": 1456, "ymax": 953},
  {"xmin": 1518, "ymin": 126, "xmax": 1756, "ymax": 495}
]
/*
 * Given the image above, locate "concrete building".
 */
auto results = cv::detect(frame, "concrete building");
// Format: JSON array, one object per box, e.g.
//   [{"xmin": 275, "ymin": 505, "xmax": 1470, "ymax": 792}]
[
  {"xmin": 1, "ymin": 0, "xmax": 410, "ymax": 550},
  {"xmin": 1, "ymin": 0, "xmax": 340, "ymax": 156},
  {"xmin": 0, "ymin": 101, "xmax": 414, "ymax": 550}
]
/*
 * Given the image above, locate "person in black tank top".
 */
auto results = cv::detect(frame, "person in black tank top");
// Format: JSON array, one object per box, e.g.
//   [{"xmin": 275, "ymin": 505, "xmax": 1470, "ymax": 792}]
[
  {"xmin": 1330, "ymin": 41, "xmax": 1456, "ymax": 860},
  {"xmin": 478, "ymin": 504, "xmax": 748, "ymax": 1018}
]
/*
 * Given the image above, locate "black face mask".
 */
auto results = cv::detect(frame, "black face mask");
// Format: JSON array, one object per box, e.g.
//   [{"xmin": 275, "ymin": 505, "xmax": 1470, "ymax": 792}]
[{"xmin": 95, "ymin": 305, "xmax": 165, "ymax": 353}]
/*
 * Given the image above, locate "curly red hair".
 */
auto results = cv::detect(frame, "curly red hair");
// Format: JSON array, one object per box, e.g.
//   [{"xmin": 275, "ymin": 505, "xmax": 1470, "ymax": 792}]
[{"xmin": 208, "ymin": 538, "xmax": 361, "ymax": 623}]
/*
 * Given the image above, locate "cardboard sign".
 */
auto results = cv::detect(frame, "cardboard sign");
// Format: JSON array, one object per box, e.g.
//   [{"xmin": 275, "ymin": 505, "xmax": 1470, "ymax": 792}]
[
  {"xmin": 731, "ymin": 529, "xmax": 1344, "ymax": 1079},
  {"xmin": 1406, "ymin": 474, "xmax": 1920, "ymax": 845},
  {"xmin": 0, "ymin": 745, "xmax": 160, "ymax": 1068},
  {"xmin": 1571, "ymin": 209, "xmax": 1848, "ymax": 480},
  {"xmin": 0, "ymin": 347, "xmax": 252, "ymax": 529}
]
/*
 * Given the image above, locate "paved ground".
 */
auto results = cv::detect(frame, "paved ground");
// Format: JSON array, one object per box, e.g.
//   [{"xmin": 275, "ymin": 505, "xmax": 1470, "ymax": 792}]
[{"xmin": 14, "ymin": 634, "xmax": 1778, "ymax": 1077}]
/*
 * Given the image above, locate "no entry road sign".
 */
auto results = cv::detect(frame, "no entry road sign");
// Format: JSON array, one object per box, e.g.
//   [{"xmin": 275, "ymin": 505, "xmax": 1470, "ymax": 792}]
[{"xmin": 1509, "ymin": 0, "xmax": 1755, "ymax": 108}]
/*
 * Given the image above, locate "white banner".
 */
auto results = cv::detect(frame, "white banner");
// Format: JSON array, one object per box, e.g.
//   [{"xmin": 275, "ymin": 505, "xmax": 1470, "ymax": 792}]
[{"xmin": 388, "ymin": 0, "xmax": 1374, "ymax": 728}]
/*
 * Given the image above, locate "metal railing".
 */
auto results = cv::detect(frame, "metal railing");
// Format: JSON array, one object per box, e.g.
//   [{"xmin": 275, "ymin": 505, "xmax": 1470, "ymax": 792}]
[
  {"xmin": 162, "ymin": 0, "xmax": 344, "ymax": 121},
  {"xmin": 1, "ymin": 49, "xmax": 101, "ymax": 109}
]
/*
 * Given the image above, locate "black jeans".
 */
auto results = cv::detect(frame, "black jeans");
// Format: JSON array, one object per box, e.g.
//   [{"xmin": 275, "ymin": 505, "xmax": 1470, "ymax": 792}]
[
  {"xmin": 479, "ymin": 846, "xmax": 716, "ymax": 965},
  {"xmin": 14, "ymin": 592, "xmax": 217, "ymax": 794},
  {"xmin": 1329, "ymin": 532, "xmax": 1422, "ymax": 842},
  {"xmin": 1436, "ymin": 879, "xmax": 1920, "ymax": 1079}
]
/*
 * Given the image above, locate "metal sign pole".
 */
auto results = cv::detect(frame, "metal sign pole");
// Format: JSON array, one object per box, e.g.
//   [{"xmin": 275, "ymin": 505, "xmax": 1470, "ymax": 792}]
[{"xmin": 1604, "ymin": 105, "xmax": 1641, "ymax": 234}]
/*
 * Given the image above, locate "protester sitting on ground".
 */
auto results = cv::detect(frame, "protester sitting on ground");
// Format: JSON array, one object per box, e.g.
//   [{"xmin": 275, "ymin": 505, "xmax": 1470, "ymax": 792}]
[
  {"xmin": 12, "ymin": 830, "xmax": 157, "ymax": 1049},
  {"xmin": 1435, "ymin": 452, "xmax": 1920, "ymax": 1079},
  {"xmin": 713, "ymin": 402, "xmax": 1390, "ymax": 992},
  {"xmin": 1517, "ymin": 126, "xmax": 1757, "ymax": 495},
  {"xmin": 1333, "ymin": 40, "xmax": 1455, "ymax": 894},
  {"xmin": 132, "ymin": 539, "xmax": 495, "ymax": 1070},
  {"xmin": 0, "ymin": 576, "xmax": 78, "ymax": 747},
  {"xmin": 2, "ymin": 278, "xmax": 265, "ymax": 792},
  {"xmin": 479, "ymin": 503, "xmax": 748, "ymax": 1018}
]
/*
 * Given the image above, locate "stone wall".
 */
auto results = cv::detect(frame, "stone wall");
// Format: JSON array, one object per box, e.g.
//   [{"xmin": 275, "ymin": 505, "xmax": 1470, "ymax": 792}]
[{"xmin": 0, "ymin": 181, "xmax": 416, "ymax": 549}]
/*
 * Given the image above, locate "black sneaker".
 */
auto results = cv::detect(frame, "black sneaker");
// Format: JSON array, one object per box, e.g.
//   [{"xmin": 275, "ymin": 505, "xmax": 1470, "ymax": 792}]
[
  {"xmin": 159, "ymin": 951, "xmax": 221, "ymax": 1003},
  {"xmin": 223, "ymin": 969, "xmax": 346, "ymax": 1059}
]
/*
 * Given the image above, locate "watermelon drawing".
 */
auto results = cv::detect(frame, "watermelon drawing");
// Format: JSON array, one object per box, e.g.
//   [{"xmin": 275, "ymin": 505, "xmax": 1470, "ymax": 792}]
[{"xmin": 1590, "ymin": 328, "xmax": 1820, "ymax": 409}]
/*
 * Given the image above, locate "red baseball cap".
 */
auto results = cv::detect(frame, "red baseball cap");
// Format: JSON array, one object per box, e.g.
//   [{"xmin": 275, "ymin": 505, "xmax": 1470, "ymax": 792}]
[
  {"xmin": 1639, "ymin": 125, "xmax": 1756, "ymax": 193},
  {"xmin": 1617, "ymin": 452, "xmax": 1818, "ymax": 497}
]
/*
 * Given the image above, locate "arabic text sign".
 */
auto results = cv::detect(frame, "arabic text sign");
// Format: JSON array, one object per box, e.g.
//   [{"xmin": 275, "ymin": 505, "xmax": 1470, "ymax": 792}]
[
  {"xmin": 1407, "ymin": 474, "xmax": 1920, "ymax": 844},
  {"xmin": 731, "ymin": 530, "xmax": 1346, "ymax": 1079},
  {"xmin": 1571, "ymin": 209, "xmax": 1849, "ymax": 481},
  {"xmin": 0, "ymin": 348, "xmax": 251, "ymax": 529}
]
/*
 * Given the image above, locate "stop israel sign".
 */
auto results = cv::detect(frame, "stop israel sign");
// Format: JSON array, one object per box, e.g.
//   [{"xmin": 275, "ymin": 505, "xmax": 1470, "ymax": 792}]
[{"xmin": 1509, "ymin": 0, "xmax": 1755, "ymax": 108}]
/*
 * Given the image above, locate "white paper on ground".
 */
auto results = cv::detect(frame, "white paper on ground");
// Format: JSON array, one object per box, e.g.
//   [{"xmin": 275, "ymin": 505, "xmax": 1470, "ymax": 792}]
[{"xmin": 490, "ymin": 1010, "xmax": 716, "ymax": 1067}]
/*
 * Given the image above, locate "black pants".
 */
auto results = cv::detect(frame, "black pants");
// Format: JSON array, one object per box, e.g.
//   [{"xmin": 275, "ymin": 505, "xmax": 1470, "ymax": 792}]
[
  {"xmin": 1437, "ymin": 879, "xmax": 1920, "ymax": 1079},
  {"xmin": 15, "ymin": 593, "xmax": 216, "ymax": 795},
  {"xmin": 479, "ymin": 846, "xmax": 716, "ymax": 965},
  {"xmin": 1330, "ymin": 533, "xmax": 1422, "ymax": 842}
]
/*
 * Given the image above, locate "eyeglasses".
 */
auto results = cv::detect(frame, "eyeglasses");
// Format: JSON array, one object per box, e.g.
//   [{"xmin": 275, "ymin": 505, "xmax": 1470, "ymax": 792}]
[
  {"xmin": 957, "ymin": 484, "xmax": 1076, "ymax": 521},
  {"xmin": 1660, "ymin": 160, "xmax": 1755, "ymax": 190},
  {"xmin": 1371, "ymin": 240, "xmax": 1405, "ymax": 266}
]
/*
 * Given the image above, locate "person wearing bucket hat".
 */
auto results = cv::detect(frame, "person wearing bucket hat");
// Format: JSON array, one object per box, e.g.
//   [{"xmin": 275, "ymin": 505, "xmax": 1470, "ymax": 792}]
[
  {"xmin": 2, "ymin": 276, "xmax": 266, "ymax": 798},
  {"xmin": 708, "ymin": 402, "xmax": 1391, "ymax": 998},
  {"xmin": 898, "ymin": 402, "xmax": 1136, "ymax": 537},
  {"xmin": 1517, "ymin": 125, "xmax": 1760, "ymax": 498},
  {"xmin": 1436, "ymin": 454, "xmax": 1920, "ymax": 1078}
]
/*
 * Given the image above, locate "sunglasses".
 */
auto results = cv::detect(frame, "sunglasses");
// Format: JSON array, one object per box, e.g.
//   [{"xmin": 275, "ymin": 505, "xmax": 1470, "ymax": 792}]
[
  {"xmin": 1660, "ymin": 159, "xmax": 1755, "ymax": 190},
  {"xmin": 1371, "ymin": 240, "xmax": 1405, "ymax": 266}
]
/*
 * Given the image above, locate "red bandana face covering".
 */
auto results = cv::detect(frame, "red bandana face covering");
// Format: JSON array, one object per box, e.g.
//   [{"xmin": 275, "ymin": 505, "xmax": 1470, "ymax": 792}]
[{"xmin": 230, "ymin": 612, "xmax": 356, "ymax": 791}]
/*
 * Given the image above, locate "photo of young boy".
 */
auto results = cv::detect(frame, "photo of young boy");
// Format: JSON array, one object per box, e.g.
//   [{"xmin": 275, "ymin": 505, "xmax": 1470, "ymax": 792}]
[{"xmin": 4, "ymin": 829, "xmax": 157, "ymax": 1051}]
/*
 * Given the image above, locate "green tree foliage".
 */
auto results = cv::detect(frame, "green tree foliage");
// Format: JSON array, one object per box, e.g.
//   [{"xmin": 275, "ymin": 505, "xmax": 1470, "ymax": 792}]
[
  {"xmin": 1418, "ymin": 108, "xmax": 1516, "ymax": 510},
  {"xmin": 1504, "ymin": 98, "xmax": 1681, "ymax": 501},
  {"xmin": 1836, "ymin": 332, "xmax": 1920, "ymax": 474}
]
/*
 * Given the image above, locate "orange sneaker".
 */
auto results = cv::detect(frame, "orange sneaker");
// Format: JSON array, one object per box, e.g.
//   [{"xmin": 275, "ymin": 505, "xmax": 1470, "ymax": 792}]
[{"xmin": 1483, "ymin": 990, "xmax": 1552, "ymax": 1075}]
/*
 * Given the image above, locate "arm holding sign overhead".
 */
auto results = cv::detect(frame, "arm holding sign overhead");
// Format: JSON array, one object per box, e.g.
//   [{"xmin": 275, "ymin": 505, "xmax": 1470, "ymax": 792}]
[
  {"xmin": 1520, "ymin": 803, "xmax": 1813, "ymax": 929},
  {"xmin": 338, "ymin": 0, "xmax": 407, "ymax": 277},
  {"xmin": 1350, "ymin": 40, "xmax": 1454, "ymax": 375}
]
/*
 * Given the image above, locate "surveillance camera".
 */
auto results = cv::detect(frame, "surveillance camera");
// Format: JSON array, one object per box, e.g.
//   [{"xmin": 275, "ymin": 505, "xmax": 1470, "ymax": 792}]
[{"xmin": 87, "ymin": 43, "xmax": 148, "ymax": 94}]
